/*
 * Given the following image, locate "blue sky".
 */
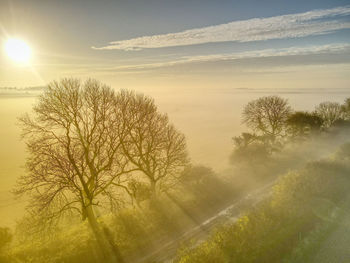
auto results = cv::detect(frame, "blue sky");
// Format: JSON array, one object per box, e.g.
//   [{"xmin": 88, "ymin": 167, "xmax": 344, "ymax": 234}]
[{"xmin": 0, "ymin": 0, "xmax": 349, "ymax": 88}]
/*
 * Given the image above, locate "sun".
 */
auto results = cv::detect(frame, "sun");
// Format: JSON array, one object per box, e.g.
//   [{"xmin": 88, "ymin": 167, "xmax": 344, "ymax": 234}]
[{"xmin": 4, "ymin": 39, "xmax": 32, "ymax": 63}]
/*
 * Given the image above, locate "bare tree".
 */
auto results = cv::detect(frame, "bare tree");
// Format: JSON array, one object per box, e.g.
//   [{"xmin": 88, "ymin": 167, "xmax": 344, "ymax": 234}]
[
  {"xmin": 315, "ymin": 102, "xmax": 344, "ymax": 128},
  {"xmin": 118, "ymin": 90, "xmax": 189, "ymax": 200},
  {"xmin": 16, "ymin": 78, "xmax": 134, "ymax": 261},
  {"xmin": 341, "ymin": 98, "xmax": 350, "ymax": 120},
  {"xmin": 242, "ymin": 96, "xmax": 292, "ymax": 140}
]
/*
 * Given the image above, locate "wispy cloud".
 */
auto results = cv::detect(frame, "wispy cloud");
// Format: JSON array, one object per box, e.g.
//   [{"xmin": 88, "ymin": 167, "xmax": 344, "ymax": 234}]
[
  {"xmin": 110, "ymin": 43, "xmax": 350, "ymax": 71},
  {"xmin": 0, "ymin": 86, "xmax": 44, "ymax": 97},
  {"xmin": 93, "ymin": 6, "xmax": 350, "ymax": 51}
]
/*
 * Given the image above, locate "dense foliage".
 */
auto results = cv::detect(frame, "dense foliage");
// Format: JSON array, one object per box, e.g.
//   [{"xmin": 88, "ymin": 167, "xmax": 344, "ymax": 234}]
[
  {"xmin": 231, "ymin": 96, "xmax": 350, "ymax": 165},
  {"xmin": 175, "ymin": 143, "xmax": 350, "ymax": 263}
]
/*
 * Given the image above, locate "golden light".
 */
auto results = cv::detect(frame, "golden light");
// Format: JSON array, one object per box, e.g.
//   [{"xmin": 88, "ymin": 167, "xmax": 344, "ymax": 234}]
[{"xmin": 4, "ymin": 39, "xmax": 32, "ymax": 63}]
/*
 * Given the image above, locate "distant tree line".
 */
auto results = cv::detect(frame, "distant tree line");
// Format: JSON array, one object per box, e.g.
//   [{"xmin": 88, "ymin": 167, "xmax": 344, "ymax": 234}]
[{"xmin": 231, "ymin": 96, "xmax": 350, "ymax": 164}]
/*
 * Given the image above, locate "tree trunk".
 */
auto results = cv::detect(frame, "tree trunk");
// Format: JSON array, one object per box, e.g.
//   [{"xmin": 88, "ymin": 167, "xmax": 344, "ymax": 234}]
[
  {"xmin": 150, "ymin": 180, "xmax": 158, "ymax": 203},
  {"xmin": 85, "ymin": 205, "xmax": 117, "ymax": 262}
]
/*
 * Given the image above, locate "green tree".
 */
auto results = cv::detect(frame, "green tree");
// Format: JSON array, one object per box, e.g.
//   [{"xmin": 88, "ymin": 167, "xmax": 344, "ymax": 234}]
[{"xmin": 286, "ymin": 111, "xmax": 323, "ymax": 138}]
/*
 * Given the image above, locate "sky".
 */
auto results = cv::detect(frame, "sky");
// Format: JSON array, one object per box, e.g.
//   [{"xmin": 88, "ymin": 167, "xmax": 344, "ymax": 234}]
[{"xmin": 0, "ymin": 0, "xmax": 349, "ymax": 89}]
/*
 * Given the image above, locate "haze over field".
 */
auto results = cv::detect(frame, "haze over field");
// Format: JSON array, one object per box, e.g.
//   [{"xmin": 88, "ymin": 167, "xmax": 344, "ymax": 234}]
[{"xmin": 1, "ymin": 88, "xmax": 349, "ymax": 226}]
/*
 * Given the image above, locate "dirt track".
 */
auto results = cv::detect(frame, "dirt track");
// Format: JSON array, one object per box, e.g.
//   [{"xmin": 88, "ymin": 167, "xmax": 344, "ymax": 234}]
[{"xmin": 137, "ymin": 181, "xmax": 274, "ymax": 263}]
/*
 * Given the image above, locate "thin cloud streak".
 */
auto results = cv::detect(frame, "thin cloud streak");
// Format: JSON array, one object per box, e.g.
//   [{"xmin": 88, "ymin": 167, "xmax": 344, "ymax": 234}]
[
  {"xmin": 93, "ymin": 6, "xmax": 350, "ymax": 51},
  {"xmin": 109, "ymin": 43, "xmax": 350, "ymax": 71}
]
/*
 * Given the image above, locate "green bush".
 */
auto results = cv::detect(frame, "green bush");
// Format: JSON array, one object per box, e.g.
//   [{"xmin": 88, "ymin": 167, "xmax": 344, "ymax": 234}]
[{"xmin": 175, "ymin": 144, "xmax": 350, "ymax": 263}]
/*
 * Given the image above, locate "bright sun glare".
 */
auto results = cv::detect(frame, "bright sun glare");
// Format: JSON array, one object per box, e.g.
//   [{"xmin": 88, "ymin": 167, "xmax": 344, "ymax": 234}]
[{"xmin": 4, "ymin": 38, "xmax": 32, "ymax": 63}]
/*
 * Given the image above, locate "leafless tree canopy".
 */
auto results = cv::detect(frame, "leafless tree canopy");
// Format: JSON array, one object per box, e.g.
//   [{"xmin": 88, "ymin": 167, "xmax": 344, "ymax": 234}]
[
  {"xmin": 342, "ymin": 98, "xmax": 350, "ymax": 119},
  {"xmin": 315, "ymin": 102, "xmax": 344, "ymax": 128},
  {"xmin": 118, "ymin": 90, "xmax": 189, "ymax": 197},
  {"xmin": 16, "ymin": 79, "xmax": 189, "ymax": 226},
  {"xmin": 242, "ymin": 96, "xmax": 292, "ymax": 139},
  {"xmin": 16, "ymin": 79, "xmax": 135, "ymax": 226},
  {"xmin": 15, "ymin": 78, "xmax": 190, "ymax": 261}
]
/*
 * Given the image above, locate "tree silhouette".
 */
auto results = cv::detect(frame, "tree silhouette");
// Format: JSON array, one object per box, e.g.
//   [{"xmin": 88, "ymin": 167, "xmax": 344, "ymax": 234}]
[
  {"xmin": 315, "ymin": 101, "xmax": 344, "ymax": 128},
  {"xmin": 341, "ymin": 98, "xmax": 350, "ymax": 120},
  {"xmin": 0, "ymin": 227, "xmax": 12, "ymax": 251},
  {"xmin": 232, "ymin": 132, "xmax": 257, "ymax": 148},
  {"xmin": 242, "ymin": 96, "xmax": 292, "ymax": 141},
  {"xmin": 118, "ymin": 90, "xmax": 189, "ymax": 199},
  {"xmin": 16, "ymin": 78, "xmax": 135, "ymax": 261},
  {"xmin": 286, "ymin": 111, "xmax": 323, "ymax": 138},
  {"xmin": 0, "ymin": 227, "xmax": 12, "ymax": 262}
]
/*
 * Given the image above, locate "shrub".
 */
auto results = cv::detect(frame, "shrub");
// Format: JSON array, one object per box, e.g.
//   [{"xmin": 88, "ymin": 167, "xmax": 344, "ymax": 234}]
[{"xmin": 175, "ymin": 147, "xmax": 350, "ymax": 263}]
